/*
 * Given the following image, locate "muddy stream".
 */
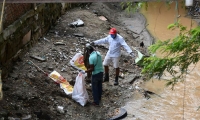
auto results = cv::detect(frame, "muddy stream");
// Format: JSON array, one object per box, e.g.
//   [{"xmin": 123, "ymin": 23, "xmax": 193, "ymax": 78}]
[{"xmin": 124, "ymin": 1, "xmax": 200, "ymax": 120}]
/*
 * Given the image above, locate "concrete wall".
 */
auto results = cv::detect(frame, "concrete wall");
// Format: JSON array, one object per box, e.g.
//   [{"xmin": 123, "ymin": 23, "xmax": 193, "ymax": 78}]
[{"xmin": 0, "ymin": 3, "xmax": 71, "ymax": 77}]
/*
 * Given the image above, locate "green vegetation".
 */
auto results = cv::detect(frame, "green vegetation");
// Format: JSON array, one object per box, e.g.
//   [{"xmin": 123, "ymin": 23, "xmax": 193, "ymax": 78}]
[
  {"xmin": 121, "ymin": 1, "xmax": 200, "ymax": 88},
  {"xmin": 120, "ymin": 2, "xmax": 147, "ymax": 13},
  {"xmin": 120, "ymin": 1, "xmax": 178, "ymax": 13},
  {"xmin": 142, "ymin": 22, "xmax": 200, "ymax": 88}
]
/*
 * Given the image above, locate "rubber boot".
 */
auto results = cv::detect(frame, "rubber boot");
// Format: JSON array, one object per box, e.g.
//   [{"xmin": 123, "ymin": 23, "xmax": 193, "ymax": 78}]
[
  {"xmin": 114, "ymin": 68, "xmax": 119, "ymax": 85},
  {"xmin": 103, "ymin": 73, "xmax": 109, "ymax": 82},
  {"xmin": 114, "ymin": 76, "xmax": 119, "ymax": 85},
  {"xmin": 103, "ymin": 66, "xmax": 109, "ymax": 82}
]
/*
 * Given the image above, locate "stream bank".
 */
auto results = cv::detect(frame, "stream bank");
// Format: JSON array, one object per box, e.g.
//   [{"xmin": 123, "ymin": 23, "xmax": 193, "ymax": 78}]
[{"xmin": 0, "ymin": 2, "xmax": 152, "ymax": 120}]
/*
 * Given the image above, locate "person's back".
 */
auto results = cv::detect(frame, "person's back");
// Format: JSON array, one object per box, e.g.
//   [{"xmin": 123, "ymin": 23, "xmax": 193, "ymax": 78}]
[
  {"xmin": 89, "ymin": 51, "xmax": 104, "ymax": 75},
  {"xmin": 85, "ymin": 43, "xmax": 104, "ymax": 106}
]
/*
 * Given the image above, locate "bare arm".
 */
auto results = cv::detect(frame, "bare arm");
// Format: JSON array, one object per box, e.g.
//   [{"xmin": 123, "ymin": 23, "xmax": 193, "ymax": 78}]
[{"xmin": 85, "ymin": 64, "xmax": 94, "ymax": 73}]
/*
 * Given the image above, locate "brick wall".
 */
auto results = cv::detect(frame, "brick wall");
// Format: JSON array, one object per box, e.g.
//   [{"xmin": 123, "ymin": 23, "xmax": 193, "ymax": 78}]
[
  {"xmin": 0, "ymin": 3, "xmax": 69, "ymax": 77},
  {"xmin": 4, "ymin": 3, "xmax": 32, "ymax": 28}
]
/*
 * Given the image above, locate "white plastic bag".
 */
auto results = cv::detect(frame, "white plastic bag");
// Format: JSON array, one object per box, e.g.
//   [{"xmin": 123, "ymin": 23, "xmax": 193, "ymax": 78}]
[
  {"xmin": 70, "ymin": 53, "xmax": 87, "ymax": 71},
  {"xmin": 72, "ymin": 72, "xmax": 89, "ymax": 106}
]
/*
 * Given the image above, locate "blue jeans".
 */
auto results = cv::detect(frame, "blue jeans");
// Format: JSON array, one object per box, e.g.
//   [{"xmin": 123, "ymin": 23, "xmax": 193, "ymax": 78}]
[{"xmin": 91, "ymin": 72, "xmax": 103, "ymax": 105}]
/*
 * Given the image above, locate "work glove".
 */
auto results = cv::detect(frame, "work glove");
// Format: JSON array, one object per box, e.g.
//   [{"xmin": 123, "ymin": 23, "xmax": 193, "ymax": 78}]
[
  {"xmin": 86, "ymin": 43, "xmax": 91, "ymax": 48},
  {"xmin": 90, "ymin": 42, "xmax": 95, "ymax": 46}
]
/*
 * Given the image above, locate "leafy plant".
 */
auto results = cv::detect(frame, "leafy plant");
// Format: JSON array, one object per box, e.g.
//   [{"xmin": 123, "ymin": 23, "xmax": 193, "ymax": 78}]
[
  {"xmin": 120, "ymin": 1, "xmax": 180, "ymax": 13},
  {"xmin": 120, "ymin": 2, "xmax": 147, "ymax": 13},
  {"xmin": 142, "ymin": 22, "xmax": 200, "ymax": 89}
]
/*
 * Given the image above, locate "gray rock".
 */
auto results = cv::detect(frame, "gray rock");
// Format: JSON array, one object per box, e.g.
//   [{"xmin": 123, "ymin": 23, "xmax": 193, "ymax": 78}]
[{"xmin": 48, "ymin": 66, "xmax": 54, "ymax": 71}]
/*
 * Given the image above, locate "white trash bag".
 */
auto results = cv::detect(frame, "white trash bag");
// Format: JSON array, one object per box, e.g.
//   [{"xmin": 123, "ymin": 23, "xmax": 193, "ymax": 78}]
[
  {"xmin": 70, "ymin": 52, "xmax": 87, "ymax": 71},
  {"xmin": 72, "ymin": 72, "xmax": 89, "ymax": 106}
]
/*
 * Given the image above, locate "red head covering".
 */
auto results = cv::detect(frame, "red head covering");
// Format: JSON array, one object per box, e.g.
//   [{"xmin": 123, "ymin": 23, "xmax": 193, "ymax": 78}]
[{"xmin": 109, "ymin": 28, "xmax": 117, "ymax": 34}]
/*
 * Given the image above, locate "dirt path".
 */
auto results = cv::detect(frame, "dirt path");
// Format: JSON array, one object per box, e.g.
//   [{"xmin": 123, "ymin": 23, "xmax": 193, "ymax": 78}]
[{"xmin": 0, "ymin": 3, "xmax": 150, "ymax": 120}]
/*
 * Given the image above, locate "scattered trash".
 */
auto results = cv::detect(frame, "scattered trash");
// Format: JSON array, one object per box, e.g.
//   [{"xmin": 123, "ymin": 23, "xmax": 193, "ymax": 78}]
[
  {"xmin": 92, "ymin": 10, "xmax": 98, "ymax": 15},
  {"xmin": 54, "ymin": 42, "xmax": 66, "ymax": 45},
  {"xmin": 129, "ymin": 86, "xmax": 133, "ymax": 90},
  {"xmin": 43, "ymin": 37, "xmax": 50, "ymax": 42},
  {"xmin": 57, "ymin": 106, "xmax": 65, "ymax": 114},
  {"xmin": 2, "ymin": 2, "xmax": 151, "ymax": 120},
  {"xmin": 30, "ymin": 55, "xmax": 46, "ymax": 62},
  {"xmin": 48, "ymin": 66, "xmax": 54, "ymax": 71},
  {"xmin": 73, "ymin": 33, "xmax": 84, "ymax": 37},
  {"xmin": 61, "ymin": 67, "xmax": 67, "ymax": 72},
  {"xmin": 63, "ymin": 53, "xmax": 68, "ymax": 59},
  {"xmin": 55, "ymin": 31, "xmax": 59, "ymax": 37},
  {"xmin": 27, "ymin": 73, "xmax": 35, "ymax": 79},
  {"xmin": 22, "ymin": 115, "xmax": 32, "ymax": 120},
  {"xmin": 49, "ymin": 70, "xmax": 73, "ymax": 95},
  {"xmin": 135, "ymin": 85, "xmax": 140, "ymax": 90},
  {"xmin": 99, "ymin": 16, "xmax": 107, "ymax": 21},
  {"xmin": 69, "ymin": 19, "xmax": 84, "ymax": 27}
]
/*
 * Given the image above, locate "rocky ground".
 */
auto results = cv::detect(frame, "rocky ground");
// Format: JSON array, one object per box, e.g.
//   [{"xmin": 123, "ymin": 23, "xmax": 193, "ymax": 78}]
[{"xmin": 0, "ymin": 2, "xmax": 151, "ymax": 120}]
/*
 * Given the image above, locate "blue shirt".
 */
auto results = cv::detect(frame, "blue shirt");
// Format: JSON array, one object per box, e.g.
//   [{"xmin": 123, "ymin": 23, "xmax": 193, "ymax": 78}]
[
  {"xmin": 89, "ymin": 51, "xmax": 104, "ymax": 75},
  {"xmin": 94, "ymin": 34, "xmax": 133, "ymax": 57}
]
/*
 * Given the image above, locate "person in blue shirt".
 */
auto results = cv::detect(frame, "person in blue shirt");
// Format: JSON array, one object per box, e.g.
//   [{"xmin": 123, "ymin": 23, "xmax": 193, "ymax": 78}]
[
  {"xmin": 85, "ymin": 43, "xmax": 104, "ymax": 106},
  {"xmin": 92, "ymin": 28, "xmax": 135, "ymax": 85}
]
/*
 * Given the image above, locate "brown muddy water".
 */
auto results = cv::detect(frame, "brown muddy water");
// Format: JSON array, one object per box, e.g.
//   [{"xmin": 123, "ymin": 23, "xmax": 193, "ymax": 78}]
[{"xmin": 124, "ymin": 1, "xmax": 200, "ymax": 120}]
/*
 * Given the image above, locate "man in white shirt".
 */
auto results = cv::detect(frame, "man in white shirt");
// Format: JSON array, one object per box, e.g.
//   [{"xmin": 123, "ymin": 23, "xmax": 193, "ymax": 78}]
[{"xmin": 92, "ymin": 28, "xmax": 135, "ymax": 85}]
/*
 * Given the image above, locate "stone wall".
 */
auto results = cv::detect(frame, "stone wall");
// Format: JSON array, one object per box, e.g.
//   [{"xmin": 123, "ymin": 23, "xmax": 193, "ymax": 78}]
[{"xmin": 0, "ymin": 3, "xmax": 71, "ymax": 77}]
